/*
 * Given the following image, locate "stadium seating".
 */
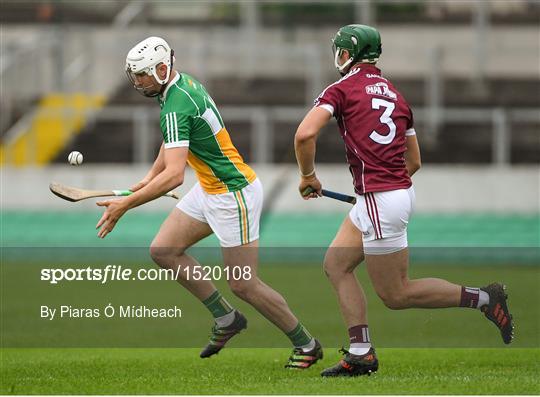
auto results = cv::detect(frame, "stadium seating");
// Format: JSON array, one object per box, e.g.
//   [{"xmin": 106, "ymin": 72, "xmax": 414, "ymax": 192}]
[{"xmin": 52, "ymin": 76, "xmax": 540, "ymax": 164}]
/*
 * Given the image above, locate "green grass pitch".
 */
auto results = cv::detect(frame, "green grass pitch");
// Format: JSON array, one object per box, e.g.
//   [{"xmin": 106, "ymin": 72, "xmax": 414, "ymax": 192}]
[
  {"xmin": 1, "ymin": 263, "xmax": 539, "ymax": 394},
  {"xmin": 1, "ymin": 348, "xmax": 539, "ymax": 394}
]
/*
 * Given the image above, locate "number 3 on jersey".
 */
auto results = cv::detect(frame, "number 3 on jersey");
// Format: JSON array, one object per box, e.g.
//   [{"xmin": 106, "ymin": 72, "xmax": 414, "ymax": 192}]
[{"xmin": 369, "ymin": 98, "xmax": 396, "ymax": 145}]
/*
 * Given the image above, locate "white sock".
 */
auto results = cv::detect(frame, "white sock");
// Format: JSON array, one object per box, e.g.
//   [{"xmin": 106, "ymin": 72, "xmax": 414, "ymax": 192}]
[
  {"xmin": 215, "ymin": 310, "xmax": 236, "ymax": 328},
  {"xmin": 349, "ymin": 343, "xmax": 371, "ymax": 356},
  {"xmin": 298, "ymin": 338, "xmax": 316, "ymax": 352},
  {"xmin": 477, "ymin": 290, "xmax": 490, "ymax": 309}
]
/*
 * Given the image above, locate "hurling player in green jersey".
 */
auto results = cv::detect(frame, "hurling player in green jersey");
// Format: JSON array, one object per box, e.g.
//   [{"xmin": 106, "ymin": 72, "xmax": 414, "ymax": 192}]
[{"xmin": 96, "ymin": 36, "xmax": 322, "ymax": 368}]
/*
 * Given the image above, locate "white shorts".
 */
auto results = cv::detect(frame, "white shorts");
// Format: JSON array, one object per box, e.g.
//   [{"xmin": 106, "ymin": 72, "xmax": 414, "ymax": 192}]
[
  {"xmin": 177, "ymin": 178, "xmax": 263, "ymax": 248},
  {"xmin": 349, "ymin": 187, "xmax": 415, "ymax": 255}
]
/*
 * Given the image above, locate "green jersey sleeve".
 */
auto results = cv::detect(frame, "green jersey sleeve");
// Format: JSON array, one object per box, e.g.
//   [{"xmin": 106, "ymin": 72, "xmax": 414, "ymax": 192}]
[{"xmin": 160, "ymin": 111, "xmax": 191, "ymax": 149}]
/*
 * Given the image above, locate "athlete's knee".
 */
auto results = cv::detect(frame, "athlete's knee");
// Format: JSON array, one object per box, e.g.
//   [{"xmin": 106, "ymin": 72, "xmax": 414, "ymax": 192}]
[
  {"xmin": 376, "ymin": 287, "xmax": 410, "ymax": 310},
  {"xmin": 149, "ymin": 244, "xmax": 164, "ymax": 266},
  {"xmin": 149, "ymin": 243, "xmax": 185, "ymax": 268},
  {"xmin": 323, "ymin": 260, "xmax": 358, "ymax": 280},
  {"xmin": 323, "ymin": 251, "xmax": 362, "ymax": 279},
  {"xmin": 228, "ymin": 278, "xmax": 258, "ymax": 300},
  {"xmin": 379, "ymin": 293, "xmax": 409, "ymax": 310}
]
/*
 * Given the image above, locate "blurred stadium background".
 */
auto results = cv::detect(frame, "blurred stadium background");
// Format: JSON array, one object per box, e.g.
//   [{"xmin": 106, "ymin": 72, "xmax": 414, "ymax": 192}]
[{"xmin": 1, "ymin": 0, "xmax": 538, "ymax": 251}]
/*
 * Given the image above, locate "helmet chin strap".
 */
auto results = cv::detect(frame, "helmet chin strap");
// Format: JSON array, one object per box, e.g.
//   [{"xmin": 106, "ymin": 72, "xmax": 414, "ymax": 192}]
[
  {"xmin": 334, "ymin": 50, "xmax": 354, "ymax": 74},
  {"xmin": 152, "ymin": 51, "xmax": 175, "ymax": 95},
  {"xmin": 158, "ymin": 81, "xmax": 167, "ymax": 96}
]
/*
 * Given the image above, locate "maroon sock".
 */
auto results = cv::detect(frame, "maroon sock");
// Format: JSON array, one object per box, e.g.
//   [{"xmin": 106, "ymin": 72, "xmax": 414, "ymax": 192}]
[
  {"xmin": 460, "ymin": 286, "xmax": 480, "ymax": 308},
  {"xmin": 348, "ymin": 324, "xmax": 370, "ymax": 345}
]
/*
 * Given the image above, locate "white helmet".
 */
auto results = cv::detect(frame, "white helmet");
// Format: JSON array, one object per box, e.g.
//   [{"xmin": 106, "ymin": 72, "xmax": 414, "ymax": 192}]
[{"xmin": 125, "ymin": 36, "xmax": 175, "ymax": 96}]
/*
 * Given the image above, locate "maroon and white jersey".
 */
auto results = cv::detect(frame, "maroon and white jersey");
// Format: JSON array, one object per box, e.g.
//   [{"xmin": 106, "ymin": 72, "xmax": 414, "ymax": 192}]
[{"xmin": 315, "ymin": 64, "xmax": 415, "ymax": 195}]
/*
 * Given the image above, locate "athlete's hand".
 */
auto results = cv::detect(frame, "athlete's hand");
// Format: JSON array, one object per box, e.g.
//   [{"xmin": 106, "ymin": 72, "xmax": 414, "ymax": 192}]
[
  {"xmin": 299, "ymin": 175, "xmax": 322, "ymax": 200},
  {"xmin": 96, "ymin": 198, "xmax": 129, "ymax": 238}
]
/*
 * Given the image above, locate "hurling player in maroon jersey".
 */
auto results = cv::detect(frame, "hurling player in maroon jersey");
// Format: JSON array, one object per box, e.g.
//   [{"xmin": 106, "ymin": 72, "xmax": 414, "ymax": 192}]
[{"xmin": 294, "ymin": 24, "xmax": 514, "ymax": 377}]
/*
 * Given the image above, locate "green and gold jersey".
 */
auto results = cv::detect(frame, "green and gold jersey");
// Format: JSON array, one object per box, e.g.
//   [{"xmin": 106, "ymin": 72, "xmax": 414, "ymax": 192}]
[{"xmin": 158, "ymin": 72, "xmax": 256, "ymax": 194}]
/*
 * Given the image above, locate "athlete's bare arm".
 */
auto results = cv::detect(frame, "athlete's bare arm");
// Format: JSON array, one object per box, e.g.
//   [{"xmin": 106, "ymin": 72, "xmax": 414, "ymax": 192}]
[
  {"xmin": 294, "ymin": 107, "xmax": 332, "ymax": 198},
  {"xmin": 131, "ymin": 143, "xmax": 166, "ymax": 192},
  {"xmin": 125, "ymin": 147, "xmax": 187, "ymax": 208},
  {"xmin": 404, "ymin": 134, "xmax": 421, "ymax": 177},
  {"xmin": 96, "ymin": 147, "xmax": 187, "ymax": 238}
]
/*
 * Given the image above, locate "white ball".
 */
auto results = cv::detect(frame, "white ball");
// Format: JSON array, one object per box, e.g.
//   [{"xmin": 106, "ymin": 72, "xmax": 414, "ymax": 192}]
[{"xmin": 68, "ymin": 151, "xmax": 83, "ymax": 166}]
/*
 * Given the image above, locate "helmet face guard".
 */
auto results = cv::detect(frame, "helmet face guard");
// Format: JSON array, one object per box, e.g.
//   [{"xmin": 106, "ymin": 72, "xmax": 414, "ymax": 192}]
[
  {"xmin": 125, "ymin": 68, "xmax": 161, "ymax": 97},
  {"xmin": 332, "ymin": 43, "xmax": 354, "ymax": 75}
]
